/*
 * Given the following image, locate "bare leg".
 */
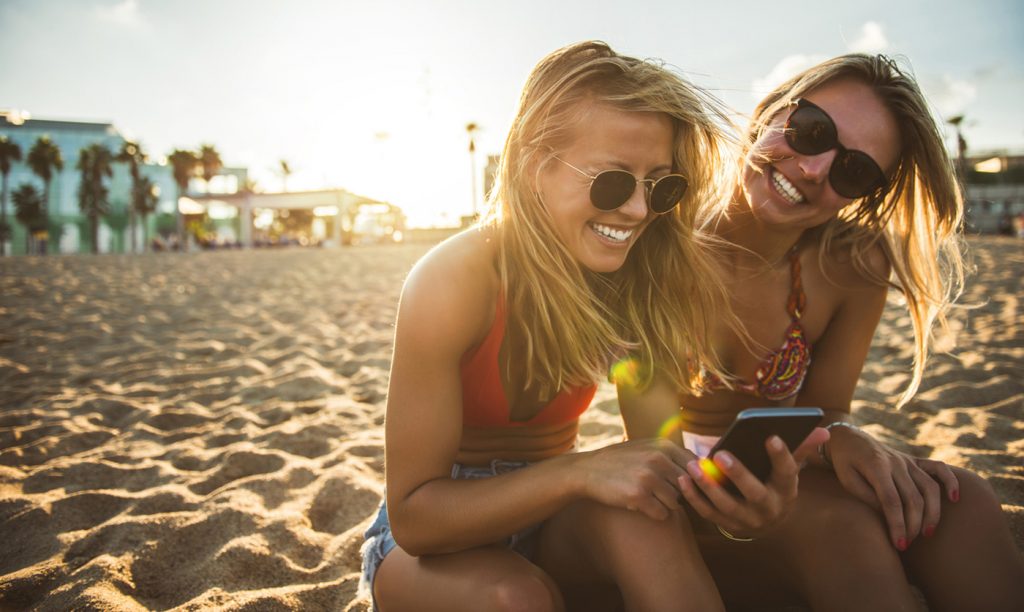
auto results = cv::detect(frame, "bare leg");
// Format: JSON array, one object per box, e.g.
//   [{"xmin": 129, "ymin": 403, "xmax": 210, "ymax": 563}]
[
  {"xmin": 535, "ymin": 499, "xmax": 724, "ymax": 612},
  {"xmin": 903, "ymin": 467, "xmax": 1024, "ymax": 612},
  {"xmin": 374, "ymin": 544, "xmax": 564, "ymax": 612},
  {"xmin": 701, "ymin": 468, "xmax": 922, "ymax": 612}
]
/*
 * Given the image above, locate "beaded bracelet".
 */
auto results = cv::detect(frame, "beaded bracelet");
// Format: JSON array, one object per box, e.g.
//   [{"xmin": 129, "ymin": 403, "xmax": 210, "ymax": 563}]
[
  {"xmin": 818, "ymin": 421, "xmax": 861, "ymax": 468},
  {"xmin": 717, "ymin": 524, "xmax": 754, "ymax": 542}
]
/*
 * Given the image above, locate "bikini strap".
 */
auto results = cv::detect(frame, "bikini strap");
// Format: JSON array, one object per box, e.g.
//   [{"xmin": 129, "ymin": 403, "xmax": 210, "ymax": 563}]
[{"xmin": 786, "ymin": 249, "xmax": 806, "ymax": 320}]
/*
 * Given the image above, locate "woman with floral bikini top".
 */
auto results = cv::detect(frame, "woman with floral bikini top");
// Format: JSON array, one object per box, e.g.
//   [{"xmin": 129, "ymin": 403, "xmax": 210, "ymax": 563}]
[{"xmin": 617, "ymin": 54, "xmax": 1023, "ymax": 611}]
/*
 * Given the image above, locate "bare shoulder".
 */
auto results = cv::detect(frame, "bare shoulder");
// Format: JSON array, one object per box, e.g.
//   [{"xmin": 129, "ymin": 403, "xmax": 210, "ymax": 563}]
[
  {"xmin": 397, "ymin": 227, "xmax": 500, "ymax": 350},
  {"xmin": 816, "ymin": 238, "xmax": 892, "ymax": 295}
]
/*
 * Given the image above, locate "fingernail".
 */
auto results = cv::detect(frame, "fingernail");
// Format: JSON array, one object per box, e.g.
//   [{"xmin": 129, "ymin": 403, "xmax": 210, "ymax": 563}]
[
  {"xmin": 769, "ymin": 436, "xmax": 784, "ymax": 451},
  {"xmin": 716, "ymin": 451, "xmax": 734, "ymax": 468},
  {"xmin": 923, "ymin": 525, "xmax": 936, "ymax": 538},
  {"xmin": 950, "ymin": 489, "xmax": 960, "ymax": 503},
  {"xmin": 687, "ymin": 460, "xmax": 702, "ymax": 478},
  {"xmin": 896, "ymin": 537, "xmax": 908, "ymax": 551}
]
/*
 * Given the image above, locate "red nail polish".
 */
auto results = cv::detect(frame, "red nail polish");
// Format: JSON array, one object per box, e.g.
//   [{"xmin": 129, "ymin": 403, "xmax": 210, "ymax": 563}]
[
  {"xmin": 950, "ymin": 490, "xmax": 960, "ymax": 503},
  {"xmin": 896, "ymin": 538, "xmax": 908, "ymax": 551},
  {"xmin": 923, "ymin": 525, "xmax": 936, "ymax": 538}
]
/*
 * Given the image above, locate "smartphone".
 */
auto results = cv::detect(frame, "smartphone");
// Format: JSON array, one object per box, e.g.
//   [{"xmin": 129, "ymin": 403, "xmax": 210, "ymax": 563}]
[{"xmin": 702, "ymin": 407, "xmax": 824, "ymax": 495}]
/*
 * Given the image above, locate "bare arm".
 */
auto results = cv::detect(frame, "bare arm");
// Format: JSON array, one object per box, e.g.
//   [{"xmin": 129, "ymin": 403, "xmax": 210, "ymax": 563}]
[
  {"xmin": 385, "ymin": 234, "xmax": 694, "ymax": 556},
  {"xmin": 795, "ymin": 250, "xmax": 959, "ymax": 549}
]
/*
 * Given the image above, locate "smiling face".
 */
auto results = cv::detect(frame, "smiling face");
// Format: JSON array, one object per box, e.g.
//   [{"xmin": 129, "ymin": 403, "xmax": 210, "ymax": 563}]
[
  {"xmin": 536, "ymin": 102, "xmax": 675, "ymax": 273},
  {"xmin": 742, "ymin": 78, "xmax": 902, "ymax": 231}
]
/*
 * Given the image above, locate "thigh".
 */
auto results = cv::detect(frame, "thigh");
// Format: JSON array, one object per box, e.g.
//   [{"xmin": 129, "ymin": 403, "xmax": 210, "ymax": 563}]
[
  {"xmin": 700, "ymin": 468, "xmax": 918, "ymax": 611},
  {"xmin": 374, "ymin": 544, "xmax": 563, "ymax": 612},
  {"xmin": 903, "ymin": 467, "xmax": 1024, "ymax": 612},
  {"xmin": 535, "ymin": 499, "xmax": 722, "ymax": 612}
]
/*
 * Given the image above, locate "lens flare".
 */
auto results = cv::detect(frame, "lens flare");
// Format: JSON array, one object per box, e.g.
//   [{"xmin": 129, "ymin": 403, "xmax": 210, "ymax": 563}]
[
  {"xmin": 657, "ymin": 413, "xmax": 684, "ymax": 440},
  {"xmin": 699, "ymin": 457, "xmax": 726, "ymax": 485},
  {"xmin": 609, "ymin": 357, "xmax": 641, "ymax": 389}
]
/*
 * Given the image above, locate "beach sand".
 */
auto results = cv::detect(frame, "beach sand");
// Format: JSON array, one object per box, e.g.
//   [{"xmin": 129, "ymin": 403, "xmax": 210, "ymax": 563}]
[{"xmin": 1, "ymin": 236, "xmax": 1021, "ymax": 610}]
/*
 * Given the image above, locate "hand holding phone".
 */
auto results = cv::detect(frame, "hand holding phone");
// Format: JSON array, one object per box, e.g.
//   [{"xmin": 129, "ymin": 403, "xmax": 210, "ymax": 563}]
[{"xmin": 702, "ymin": 407, "xmax": 823, "ymax": 495}]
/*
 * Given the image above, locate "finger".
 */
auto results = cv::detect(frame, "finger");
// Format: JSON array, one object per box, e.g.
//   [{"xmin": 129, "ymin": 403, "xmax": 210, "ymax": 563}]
[
  {"xmin": 764, "ymin": 436, "xmax": 800, "ymax": 500},
  {"xmin": 792, "ymin": 427, "xmax": 830, "ymax": 465},
  {"xmin": 686, "ymin": 459, "xmax": 745, "ymax": 517},
  {"xmin": 711, "ymin": 450, "xmax": 776, "ymax": 509},
  {"xmin": 862, "ymin": 467, "xmax": 909, "ymax": 550},
  {"xmin": 920, "ymin": 459, "xmax": 960, "ymax": 504},
  {"xmin": 908, "ymin": 465, "xmax": 942, "ymax": 539},
  {"xmin": 677, "ymin": 472, "xmax": 720, "ymax": 521},
  {"xmin": 890, "ymin": 463, "xmax": 924, "ymax": 542}
]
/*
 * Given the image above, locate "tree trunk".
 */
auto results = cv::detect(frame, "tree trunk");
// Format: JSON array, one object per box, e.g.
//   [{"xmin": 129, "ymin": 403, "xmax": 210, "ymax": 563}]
[
  {"xmin": 0, "ymin": 173, "xmax": 8, "ymax": 257},
  {"xmin": 130, "ymin": 208, "xmax": 137, "ymax": 253},
  {"xmin": 40, "ymin": 181, "xmax": 50, "ymax": 256},
  {"xmin": 91, "ymin": 214, "xmax": 99, "ymax": 254}
]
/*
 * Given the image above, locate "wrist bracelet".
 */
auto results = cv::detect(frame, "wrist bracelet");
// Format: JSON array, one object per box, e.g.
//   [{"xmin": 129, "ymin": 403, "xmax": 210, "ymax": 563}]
[
  {"xmin": 717, "ymin": 524, "xmax": 754, "ymax": 542},
  {"xmin": 818, "ymin": 421, "xmax": 860, "ymax": 469}
]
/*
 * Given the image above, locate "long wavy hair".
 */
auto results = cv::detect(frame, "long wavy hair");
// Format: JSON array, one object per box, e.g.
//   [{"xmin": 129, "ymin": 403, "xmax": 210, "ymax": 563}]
[
  {"xmin": 479, "ymin": 41, "xmax": 735, "ymax": 397},
  {"xmin": 745, "ymin": 54, "xmax": 966, "ymax": 406}
]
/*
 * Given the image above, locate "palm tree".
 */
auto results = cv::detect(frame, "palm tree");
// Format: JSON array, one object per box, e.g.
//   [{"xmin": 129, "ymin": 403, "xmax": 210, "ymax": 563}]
[
  {"xmin": 279, "ymin": 159, "xmax": 292, "ymax": 192},
  {"xmin": 117, "ymin": 140, "xmax": 147, "ymax": 252},
  {"xmin": 168, "ymin": 148, "xmax": 198, "ymax": 250},
  {"xmin": 12, "ymin": 183, "xmax": 45, "ymax": 254},
  {"xmin": 26, "ymin": 136, "xmax": 63, "ymax": 255},
  {"xmin": 466, "ymin": 122, "xmax": 480, "ymax": 217},
  {"xmin": 133, "ymin": 175, "xmax": 159, "ymax": 252},
  {"xmin": 198, "ymin": 144, "xmax": 223, "ymax": 186},
  {"xmin": 77, "ymin": 144, "xmax": 114, "ymax": 254},
  {"xmin": 0, "ymin": 136, "xmax": 22, "ymax": 256}
]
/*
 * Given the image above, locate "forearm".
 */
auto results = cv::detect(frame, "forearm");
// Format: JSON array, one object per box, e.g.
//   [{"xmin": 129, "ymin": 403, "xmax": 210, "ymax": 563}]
[{"xmin": 388, "ymin": 451, "xmax": 584, "ymax": 556}]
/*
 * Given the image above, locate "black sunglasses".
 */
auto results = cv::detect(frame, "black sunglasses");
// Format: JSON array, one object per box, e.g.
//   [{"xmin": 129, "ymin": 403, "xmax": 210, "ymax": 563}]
[
  {"xmin": 784, "ymin": 98, "xmax": 887, "ymax": 199},
  {"xmin": 551, "ymin": 155, "xmax": 688, "ymax": 214}
]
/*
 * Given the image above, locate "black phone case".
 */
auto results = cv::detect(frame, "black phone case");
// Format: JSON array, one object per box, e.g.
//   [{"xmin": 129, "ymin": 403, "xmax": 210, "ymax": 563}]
[{"xmin": 708, "ymin": 408, "xmax": 823, "ymax": 494}]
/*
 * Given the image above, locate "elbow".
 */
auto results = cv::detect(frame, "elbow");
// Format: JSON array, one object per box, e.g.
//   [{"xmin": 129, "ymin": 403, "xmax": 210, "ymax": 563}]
[{"xmin": 388, "ymin": 507, "xmax": 443, "ymax": 557}]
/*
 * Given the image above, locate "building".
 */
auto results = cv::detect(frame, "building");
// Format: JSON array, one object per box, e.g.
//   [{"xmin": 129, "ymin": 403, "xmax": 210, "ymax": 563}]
[
  {"xmin": 962, "ymin": 152, "xmax": 1024, "ymax": 234},
  {"xmin": 0, "ymin": 111, "xmax": 185, "ymax": 255}
]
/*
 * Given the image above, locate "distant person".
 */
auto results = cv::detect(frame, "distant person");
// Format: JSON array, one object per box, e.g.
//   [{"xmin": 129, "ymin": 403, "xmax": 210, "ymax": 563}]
[
  {"xmin": 360, "ymin": 41, "xmax": 818, "ymax": 611},
  {"xmin": 620, "ymin": 53, "xmax": 1024, "ymax": 610}
]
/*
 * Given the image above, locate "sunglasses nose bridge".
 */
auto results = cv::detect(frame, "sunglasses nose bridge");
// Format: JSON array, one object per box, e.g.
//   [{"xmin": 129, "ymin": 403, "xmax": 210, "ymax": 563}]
[
  {"xmin": 797, "ymin": 148, "xmax": 837, "ymax": 184},
  {"xmin": 617, "ymin": 178, "xmax": 651, "ymax": 218}
]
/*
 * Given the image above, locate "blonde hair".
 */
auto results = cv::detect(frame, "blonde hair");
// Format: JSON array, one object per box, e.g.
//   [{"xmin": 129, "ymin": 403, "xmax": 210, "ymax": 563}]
[
  {"xmin": 746, "ymin": 54, "xmax": 966, "ymax": 406},
  {"xmin": 480, "ymin": 41, "xmax": 734, "ymax": 396}
]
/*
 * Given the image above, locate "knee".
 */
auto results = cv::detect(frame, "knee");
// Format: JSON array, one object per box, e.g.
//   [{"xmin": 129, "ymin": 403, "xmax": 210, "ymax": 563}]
[
  {"xmin": 486, "ymin": 570, "xmax": 563, "ymax": 612},
  {"xmin": 785, "ymin": 493, "xmax": 891, "ymax": 555}
]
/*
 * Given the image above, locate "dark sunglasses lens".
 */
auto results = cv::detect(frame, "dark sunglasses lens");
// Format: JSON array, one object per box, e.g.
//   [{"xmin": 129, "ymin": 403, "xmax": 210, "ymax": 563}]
[
  {"xmin": 650, "ymin": 175, "xmax": 688, "ymax": 213},
  {"xmin": 590, "ymin": 170, "xmax": 637, "ymax": 211},
  {"xmin": 787, "ymin": 106, "xmax": 837, "ymax": 155},
  {"xmin": 830, "ymin": 152, "xmax": 884, "ymax": 199}
]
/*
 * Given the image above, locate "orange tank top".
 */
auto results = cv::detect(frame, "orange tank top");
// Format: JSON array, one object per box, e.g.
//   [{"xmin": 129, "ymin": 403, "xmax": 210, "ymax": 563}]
[{"xmin": 459, "ymin": 299, "xmax": 596, "ymax": 428}]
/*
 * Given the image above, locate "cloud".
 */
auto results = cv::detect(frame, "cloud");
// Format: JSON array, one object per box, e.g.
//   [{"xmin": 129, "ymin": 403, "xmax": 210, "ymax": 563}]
[
  {"xmin": 751, "ymin": 54, "xmax": 827, "ymax": 100},
  {"xmin": 847, "ymin": 21, "xmax": 890, "ymax": 53},
  {"xmin": 924, "ymin": 74, "xmax": 978, "ymax": 119},
  {"xmin": 94, "ymin": 0, "xmax": 146, "ymax": 28}
]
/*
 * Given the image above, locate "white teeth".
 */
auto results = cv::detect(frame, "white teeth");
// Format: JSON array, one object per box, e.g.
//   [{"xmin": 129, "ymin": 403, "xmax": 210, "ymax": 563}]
[
  {"xmin": 771, "ymin": 169, "xmax": 805, "ymax": 204},
  {"xmin": 591, "ymin": 223, "xmax": 632, "ymax": 242}
]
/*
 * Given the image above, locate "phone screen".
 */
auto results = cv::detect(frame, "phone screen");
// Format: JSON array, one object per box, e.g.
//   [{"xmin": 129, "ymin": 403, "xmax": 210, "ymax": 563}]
[{"xmin": 704, "ymin": 407, "xmax": 823, "ymax": 493}]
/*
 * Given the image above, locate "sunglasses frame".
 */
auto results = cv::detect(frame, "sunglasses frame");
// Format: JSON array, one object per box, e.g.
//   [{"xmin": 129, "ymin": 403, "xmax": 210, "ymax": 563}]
[
  {"xmin": 784, "ymin": 98, "xmax": 888, "ymax": 199},
  {"xmin": 550, "ymin": 154, "xmax": 688, "ymax": 215}
]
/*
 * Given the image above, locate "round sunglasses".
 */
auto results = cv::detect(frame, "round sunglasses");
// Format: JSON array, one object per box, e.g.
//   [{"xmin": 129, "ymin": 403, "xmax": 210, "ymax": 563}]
[
  {"xmin": 784, "ymin": 98, "xmax": 887, "ymax": 199},
  {"xmin": 551, "ymin": 155, "xmax": 688, "ymax": 214}
]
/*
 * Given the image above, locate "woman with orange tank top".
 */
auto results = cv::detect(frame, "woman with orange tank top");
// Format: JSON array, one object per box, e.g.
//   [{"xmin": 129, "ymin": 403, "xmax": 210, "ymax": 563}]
[{"xmin": 359, "ymin": 41, "xmax": 814, "ymax": 611}]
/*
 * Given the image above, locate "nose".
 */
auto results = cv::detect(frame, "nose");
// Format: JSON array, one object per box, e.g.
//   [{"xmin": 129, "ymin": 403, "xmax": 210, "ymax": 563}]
[
  {"xmin": 618, "ymin": 180, "xmax": 651, "ymax": 220},
  {"xmin": 798, "ymin": 150, "xmax": 836, "ymax": 184}
]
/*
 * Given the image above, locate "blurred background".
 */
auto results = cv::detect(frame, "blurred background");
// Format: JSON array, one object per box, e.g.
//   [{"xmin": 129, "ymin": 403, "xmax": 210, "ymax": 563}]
[{"xmin": 1, "ymin": 0, "xmax": 1022, "ymax": 252}]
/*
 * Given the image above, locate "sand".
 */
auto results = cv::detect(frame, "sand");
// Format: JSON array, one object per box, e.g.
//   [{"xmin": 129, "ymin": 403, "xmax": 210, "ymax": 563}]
[{"xmin": 0, "ymin": 236, "xmax": 1021, "ymax": 610}]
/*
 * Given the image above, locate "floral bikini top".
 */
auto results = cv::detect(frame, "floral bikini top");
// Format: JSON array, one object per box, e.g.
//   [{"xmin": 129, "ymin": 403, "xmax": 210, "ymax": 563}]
[{"xmin": 704, "ymin": 250, "xmax": 812, "ymax": 401}]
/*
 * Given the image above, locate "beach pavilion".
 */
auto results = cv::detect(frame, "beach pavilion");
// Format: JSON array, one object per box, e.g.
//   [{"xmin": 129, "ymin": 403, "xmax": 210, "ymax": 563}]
[{"xmin": 184, "ymin": 188, "xmax": 405, "ymax": 247}]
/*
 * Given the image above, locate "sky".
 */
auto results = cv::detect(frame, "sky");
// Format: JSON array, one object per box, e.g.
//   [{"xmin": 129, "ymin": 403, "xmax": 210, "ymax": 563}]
[{"xmin": 2, "ymin": 0, "xmax": 1022, "ymax": 227}]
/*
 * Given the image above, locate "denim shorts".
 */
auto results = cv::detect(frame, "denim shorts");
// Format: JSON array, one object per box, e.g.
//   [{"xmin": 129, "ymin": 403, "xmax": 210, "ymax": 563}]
[{"xmin": 359, "ymin": 459, "xmax": 538, "ymax": 609}]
